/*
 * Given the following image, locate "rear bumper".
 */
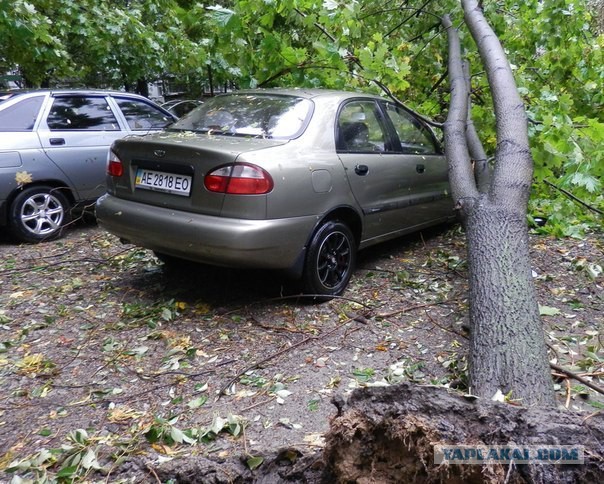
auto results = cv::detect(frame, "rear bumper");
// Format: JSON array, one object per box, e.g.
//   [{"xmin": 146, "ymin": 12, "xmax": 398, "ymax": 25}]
[{"xmin": 95, "ymin": 194, "xmax": 317, "ymax": 271}]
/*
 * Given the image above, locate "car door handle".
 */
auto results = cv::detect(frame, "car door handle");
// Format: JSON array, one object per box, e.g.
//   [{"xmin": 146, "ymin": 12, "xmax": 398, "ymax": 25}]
[
  {"xmin": 49, "ymin": 138, "xmax": 65, "ymax": 146},
  {"xmin": 416, "ymin": 164, "xmax": 425, "ymax": 174},
  {"xmin": 355, "ymin": 164, "xmax": 369, "ymax": 176}
]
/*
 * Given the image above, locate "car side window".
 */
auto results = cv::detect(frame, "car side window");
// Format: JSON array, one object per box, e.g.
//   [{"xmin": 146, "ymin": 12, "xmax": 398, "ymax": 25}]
[
  {"xmin": 46, "ymin": 96, "xmax": 119, "ymax": 131},
  {"xmin": 384, "ymin": 103, "xmax": 438, "ymax": 154},
  {"xmin": 336, "ymin": 101, "xmax": 387, "ymax": 153},
  {"xmin": 114, "ymin": 98, "xmax": 173, "ymax": 130},
  {"xmin": 0, "ymin": 95, "xmax": 45, "ymax": 131}
]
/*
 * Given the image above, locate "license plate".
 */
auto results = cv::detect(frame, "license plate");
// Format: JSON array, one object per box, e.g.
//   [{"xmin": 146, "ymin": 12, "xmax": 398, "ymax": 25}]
[{"xmin": 135, "ymin": 169, "xmax": 192, "ymax": 196}]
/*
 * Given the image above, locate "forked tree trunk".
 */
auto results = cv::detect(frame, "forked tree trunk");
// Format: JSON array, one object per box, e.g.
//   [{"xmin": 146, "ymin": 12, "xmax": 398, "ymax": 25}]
[
  {"xmin": 443, "ymin": 1, "xmax": 555, "ymax": 406},
  {"xmin": 465, "ymin": 205, "xmax": 554, "ymax": 404}
]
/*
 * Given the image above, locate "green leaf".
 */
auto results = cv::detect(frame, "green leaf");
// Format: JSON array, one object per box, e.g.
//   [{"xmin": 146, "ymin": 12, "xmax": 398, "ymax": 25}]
[
  {"xmin": 246, "ymin": 455, "xmax": 264, "ymax": 470},
  {"xmin": 209, "ymin": 416, "xmax": 227, "ymax": 435},
  {"xmin": 170, "ymin": 426, "xmax": 186, "ymax": 443},
  {"xmin": 6, "ymin": 458, "xmax": 33, "ymax": 473},
  {"xmin": 207, "ymin": 5, "xmax": 234, "ymax": 26},
  {"xmin": 539, "ymin": 305, "xmax": 561, "ymax": 316},
  {"xmin": 227, "ymin": 414, "xmax": 243, "ymax": 437},
  {"xmin": 145, "ymin": 426, "xmax": 162, "ymax": 443},
  {"xmin": 69, "ymin": 428, "xmax": 89, "ymax": 444},
  {"xmin": 352, "ymin": 367, "xmax": 375, "ymax": 382},
  {"xmin": 32, "ymin": 448, "xmax": 54, "ymax": 466},
  {"xmin": 280, "ymin": 46, "xmax": 307, "ymax": 65},
  {"xmin": 187, "ymin": 395, "xmax": 208, "ymax": 409},
  {"xmin": 81, "ymin": 449, "xmax": 101, "ymax": 470},
  {"xmin": 307, "ymin": 399, "xmax": 320, "ymax": 411},
  {"xmin": 56, "ymin": 465, "xmax": 78, "ymax": 478}
]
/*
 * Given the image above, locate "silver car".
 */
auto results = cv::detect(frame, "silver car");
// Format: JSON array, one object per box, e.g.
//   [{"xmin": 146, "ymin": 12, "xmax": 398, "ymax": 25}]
[
  {"xmin": 96, "ymin": 89, "xmax": 453, "ymax": 297},
  {"xmin": 0, "ymin": 89, "xmax": 176, "ymax": 242}
]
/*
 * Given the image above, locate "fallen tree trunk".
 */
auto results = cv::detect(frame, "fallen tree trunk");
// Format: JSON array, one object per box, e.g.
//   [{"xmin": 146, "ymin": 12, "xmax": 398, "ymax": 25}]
[{"xmin": 322, "ymin": 383, "xmax": 604, "ymax": 483}]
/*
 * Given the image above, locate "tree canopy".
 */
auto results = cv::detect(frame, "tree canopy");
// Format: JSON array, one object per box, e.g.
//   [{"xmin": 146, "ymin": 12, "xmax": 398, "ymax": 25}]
[{"xmin": 1, "ymin": 0, "xmax": 602, "ymax": 233}]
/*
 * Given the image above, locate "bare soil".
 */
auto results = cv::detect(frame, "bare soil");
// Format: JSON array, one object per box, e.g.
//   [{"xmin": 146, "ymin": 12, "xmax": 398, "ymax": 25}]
[{"xmin": 0, "ymin": 221, "xmax": 602, "ymax": 482}]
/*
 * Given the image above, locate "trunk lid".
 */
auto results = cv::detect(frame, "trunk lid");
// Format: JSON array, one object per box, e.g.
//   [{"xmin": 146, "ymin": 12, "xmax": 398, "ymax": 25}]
[{"xmin": 108, "ymin": 131, "xmax": 288, "ymax": 218}]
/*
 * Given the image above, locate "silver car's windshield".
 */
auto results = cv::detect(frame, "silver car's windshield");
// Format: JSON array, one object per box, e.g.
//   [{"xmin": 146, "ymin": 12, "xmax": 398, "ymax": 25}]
[{"xmin": 168, "ymin": 94, "xmax": 313, "ymax": 139}]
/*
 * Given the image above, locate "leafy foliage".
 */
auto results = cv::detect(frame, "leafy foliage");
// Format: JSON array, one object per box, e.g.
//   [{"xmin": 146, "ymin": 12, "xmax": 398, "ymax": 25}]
[
  {"xmin": 1, "ymin": 0, "xmax": 200, "ymax": 88},
  {"xmin": 481, "ymin": 1, "xmax": 603, "ymax": 235}
]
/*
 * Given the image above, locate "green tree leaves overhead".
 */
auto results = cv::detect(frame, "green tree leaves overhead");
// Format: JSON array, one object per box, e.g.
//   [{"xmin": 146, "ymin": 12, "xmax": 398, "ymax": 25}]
[
  {"xmin": 1, "ymin": 0, "xmax": 200, "ymax": 88},
  {"xmin": 494, "ymin": 0, "xmax": 603, "ymax": 234},
  {"xmin": 0, "ymin": 0, "xmax": 70, "ymax": 86}
]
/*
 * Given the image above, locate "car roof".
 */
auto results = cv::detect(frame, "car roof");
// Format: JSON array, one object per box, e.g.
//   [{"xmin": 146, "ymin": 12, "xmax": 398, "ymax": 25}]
[
  {"xmin": 3, "ymin": 88, "xmax": 383, "ymax": 104},
  {"xmin": 0, "ymin": 89, "xmax": 35, "ymax": 102},
  {"xmin": 1, "ymin": 88, "xmax": 153, "ymax": 99},
  {"xmin": 216, "ymin": 88, "xmax": 385, "ymax": 102}
]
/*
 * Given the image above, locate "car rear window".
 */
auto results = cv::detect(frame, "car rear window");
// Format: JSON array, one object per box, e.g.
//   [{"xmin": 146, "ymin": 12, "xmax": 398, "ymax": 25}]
[
  {"xmin": 47, "ymin": 96, "xmax": 119, "ymax": 131},
  {"xmin": 0, "ymin": 95, "xmax": 45, "ymax": 131},
  {"xmin": 170, "ymin": 94, "xmax": 313, "ymax": 139}
]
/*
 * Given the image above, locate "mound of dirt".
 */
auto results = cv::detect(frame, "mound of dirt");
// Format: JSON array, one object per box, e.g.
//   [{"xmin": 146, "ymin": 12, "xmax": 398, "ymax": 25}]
[{"xmin": 323, "ymin": 384, "xmax": 604, "ymax": 483}]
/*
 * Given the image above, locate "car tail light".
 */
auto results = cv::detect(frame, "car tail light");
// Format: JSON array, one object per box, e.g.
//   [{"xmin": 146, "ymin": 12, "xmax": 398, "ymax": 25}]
[
  {"xmin": 204, "ymin": 163, "xmax": 273, "ymax": 194},
  {"xmin": 107, "ymin": 150, "xmax": 124, "ymax": 177}
]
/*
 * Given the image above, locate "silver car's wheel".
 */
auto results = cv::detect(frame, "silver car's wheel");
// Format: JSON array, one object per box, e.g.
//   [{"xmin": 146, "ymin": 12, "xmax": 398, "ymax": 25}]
[
  {"xmin": 9, "ymin": 186, "xmax": 70, "ymax": 243},
  {"xmin": 303, "ymin": 220, "xmax": 356, "ymax": 299}
]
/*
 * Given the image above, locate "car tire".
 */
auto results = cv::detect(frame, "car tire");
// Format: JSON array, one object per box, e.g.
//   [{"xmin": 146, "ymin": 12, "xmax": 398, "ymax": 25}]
[
  {"xmin": 302, "ymin": 220, "xmax": 356, "ymax": 299},
  {"xmin": 9, "ymin": 186, "xmax": 71, "ymax": 243}
]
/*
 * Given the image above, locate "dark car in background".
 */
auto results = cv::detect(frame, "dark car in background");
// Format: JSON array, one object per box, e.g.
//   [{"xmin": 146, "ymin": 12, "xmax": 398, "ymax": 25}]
[
  {"xmin": 161, "ymin": 99, "xmax": 203, "ymax": 118},
  {"xmin": 0, "ymin": 89, "xmax": 176, "ymax": 242},
  {"xmin": 96, "ymin": 88, "xmax": 454, "ymax": 297}
]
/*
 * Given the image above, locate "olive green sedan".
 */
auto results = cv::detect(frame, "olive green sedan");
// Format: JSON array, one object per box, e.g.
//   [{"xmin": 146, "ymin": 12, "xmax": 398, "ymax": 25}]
[{"xmin": 96, "ymin": 88, "xmax": 453, "ymax": 298}]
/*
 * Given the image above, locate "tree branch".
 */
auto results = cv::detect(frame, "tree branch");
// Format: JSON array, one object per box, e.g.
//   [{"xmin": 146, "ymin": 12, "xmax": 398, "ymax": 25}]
[
  {"xmin": 292, "ymin": 6, "xmax": 442, "ymax": 130},
  {"xmin": 462, "ymin": 0, "xmax": 533, "ymax": 208},
  {"xmin": 426, "ymin": 68, "xmax": 448, "ymax": 97},
  {"xmin": 384, "ymin": 0, "xmax": 438, "ymax": 38},
  {"xmin": 441, "ymin": 14, "xmax": 479, "ymax": 205},
  {"xmin": 544, "ymin": 179, "xmax": 604, "ymax": 216},
  {"xmin": 372, "ymin": 79, "xmax": 443, "ymax": 128},
  {"xmin": 462, "ymin": 62, "xmax": 491, "ymax": 193},
  {"xmin": 360, "ymin": 3, "xmax": 443, "ymax": 25}
]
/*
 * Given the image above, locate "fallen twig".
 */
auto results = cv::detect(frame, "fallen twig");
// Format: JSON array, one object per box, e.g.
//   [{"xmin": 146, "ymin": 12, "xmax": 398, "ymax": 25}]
[
  {"xmin": 146, "ymin": 464, "xmax": 162, "ymax": 484},
  {"xmin": 421, "ymin": 309, "xmax": 468, "ymax": 338},
  {"xmin": 565, "ymin": 378, "xmax": 572, "ymax": 409},
  {"xmin": 216, "ymin": 335, "xmax": 318, "ymax": 400},
  {"xmin": 239, "ymin": 396, "xmax": 276, "ymax": 413},
  {"xmin": 216, "ymin": 310, "xmax": 372, "ymax": 400},
  {"xmin": 249, "ymin": 316, "xmax": 305, "ymax": 334},
  {"xmin": 376, "ymin": 298, "xmax": 456, "ymax": 319},
  {"xmin": 550, "ymin": 362, "xmax": 604, "ymax": 396}
]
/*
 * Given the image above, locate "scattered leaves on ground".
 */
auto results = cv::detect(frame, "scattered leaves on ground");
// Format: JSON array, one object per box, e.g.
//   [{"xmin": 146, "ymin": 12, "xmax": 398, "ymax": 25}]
[{"xmin": 0, "ymin": 222, "xmax": 601, "ymax": 482}]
